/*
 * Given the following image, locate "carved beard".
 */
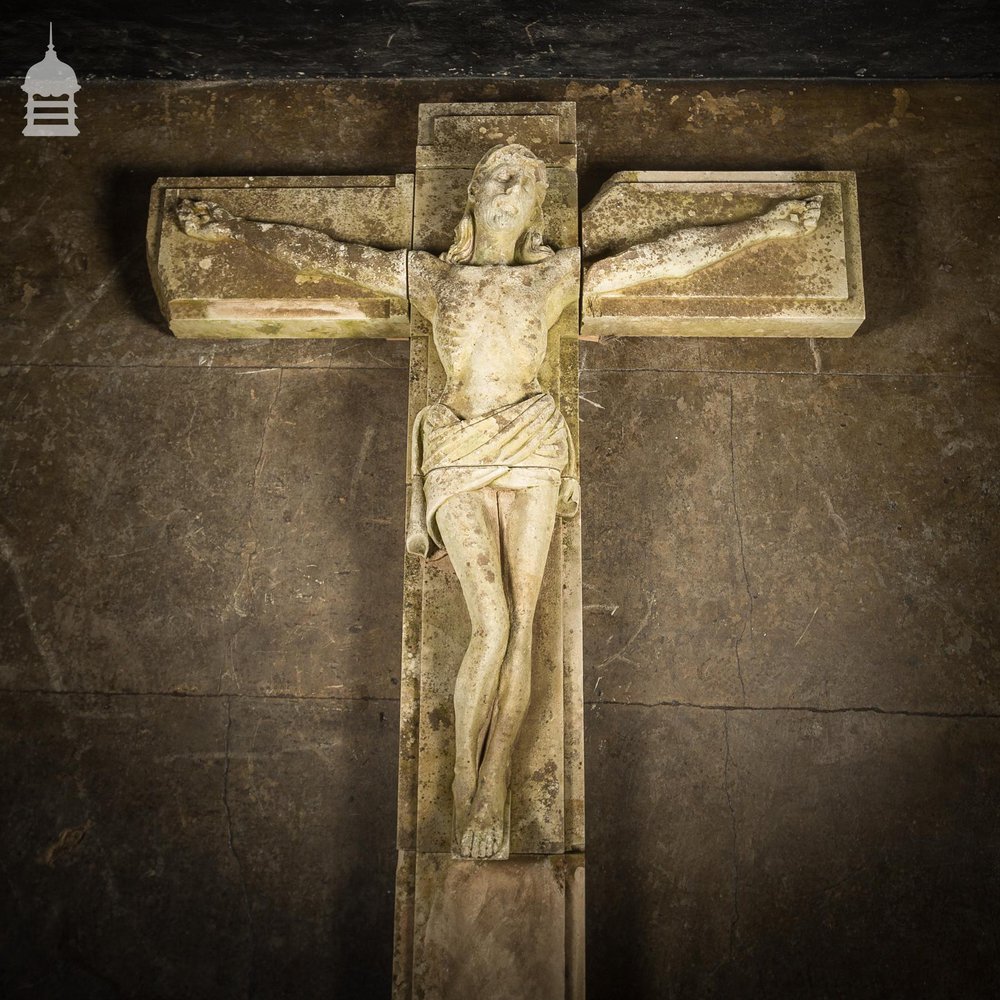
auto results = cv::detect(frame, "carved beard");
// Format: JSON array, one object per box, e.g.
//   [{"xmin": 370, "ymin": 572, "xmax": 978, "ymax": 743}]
[{"xmin": 483, "ymin": 194, "xmax": 523, "ymax": 230}]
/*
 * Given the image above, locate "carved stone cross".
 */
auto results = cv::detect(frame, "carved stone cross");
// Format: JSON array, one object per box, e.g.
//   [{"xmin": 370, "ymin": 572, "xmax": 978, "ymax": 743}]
[{"xmin": 147, "ymin": 101, "xmax": 863, "ymax": 1000}]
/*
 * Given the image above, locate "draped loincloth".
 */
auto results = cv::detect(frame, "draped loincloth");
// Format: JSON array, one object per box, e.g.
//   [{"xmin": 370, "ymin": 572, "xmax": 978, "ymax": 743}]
[{"xmin": 405, "ymin": 392, "xmax": 574, "ymax": 558}]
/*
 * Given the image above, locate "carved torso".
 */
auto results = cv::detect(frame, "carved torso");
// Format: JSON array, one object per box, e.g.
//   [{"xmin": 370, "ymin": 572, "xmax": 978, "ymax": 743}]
[{"xmin": 408, "ymin": 248, "xmax": 580, "ymax": 419}]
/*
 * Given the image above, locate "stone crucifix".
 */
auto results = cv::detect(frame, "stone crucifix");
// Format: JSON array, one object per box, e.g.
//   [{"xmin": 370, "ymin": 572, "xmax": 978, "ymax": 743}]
[{"xmin": 148, "ymin": 101, "xmax": 862, "ymax": 1000}]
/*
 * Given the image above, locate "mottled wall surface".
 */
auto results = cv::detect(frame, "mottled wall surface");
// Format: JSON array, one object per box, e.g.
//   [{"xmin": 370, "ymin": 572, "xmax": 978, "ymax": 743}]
[
  {"xmin": 3, "ymin": 1, "xmax": 999, "ymax": 79},
  {"xmin": 1, "ymin": 80, "xmax": 998, "ymax": 998}
]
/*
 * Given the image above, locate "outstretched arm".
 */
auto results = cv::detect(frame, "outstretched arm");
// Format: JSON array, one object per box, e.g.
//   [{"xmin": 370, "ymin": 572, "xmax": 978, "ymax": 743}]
[
  {"xmin": 584, "ymin": 196, "xmax": 822, "ymax": 296},
  {"xmin": 176, "ymin": 199, "xmax": 407, "ymax": 299}
]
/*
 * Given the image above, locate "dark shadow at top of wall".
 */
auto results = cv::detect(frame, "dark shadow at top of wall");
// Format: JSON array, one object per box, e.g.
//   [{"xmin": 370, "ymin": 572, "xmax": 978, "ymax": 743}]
[{"xmin": 2, "ymin": 0, "xmax": 999, "ymax": 82}]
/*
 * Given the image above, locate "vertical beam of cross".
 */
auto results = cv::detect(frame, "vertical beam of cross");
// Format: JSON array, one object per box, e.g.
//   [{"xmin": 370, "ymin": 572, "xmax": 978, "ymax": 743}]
[{"xmin": 392, "ymin": 101, "xmax": 585, "ymax": 1000}]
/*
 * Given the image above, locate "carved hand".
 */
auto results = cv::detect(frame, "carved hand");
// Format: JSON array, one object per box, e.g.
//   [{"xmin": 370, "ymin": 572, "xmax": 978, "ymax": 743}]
[
  {"xmin": 558, "ymin": 476, "xmax": 580, "ymax": 518},
  {"xmin": 760, "ymin": 195, "xmax": 822, "ymax": 240},
  {"xmin": 176, "ymin": 198, "xmax": 242, "ymax": 242}
]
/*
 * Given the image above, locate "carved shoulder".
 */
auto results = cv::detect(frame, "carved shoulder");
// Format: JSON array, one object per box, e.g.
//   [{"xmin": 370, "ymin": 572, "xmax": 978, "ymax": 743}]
[
  {"xmin": 542, "ymin": 247, "xmax": 582, "ymax": 313},
  {"xmin": 407, "ymin": 250, "xmax": 447, "ymax": 320},
  {"xmin": 545, "ymin": 246, "xmax": 581, "ymax": 276}
]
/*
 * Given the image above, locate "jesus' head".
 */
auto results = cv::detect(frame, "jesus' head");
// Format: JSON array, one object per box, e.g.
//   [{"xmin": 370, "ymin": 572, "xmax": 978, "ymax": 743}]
[{"xmin": 442, "ymin": 143, "xmax": 555, "ymax": 265}]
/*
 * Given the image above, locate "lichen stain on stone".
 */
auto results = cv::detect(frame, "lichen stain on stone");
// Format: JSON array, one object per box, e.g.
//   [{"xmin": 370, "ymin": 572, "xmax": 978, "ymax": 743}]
[
  {"xmin": 563, "ymin": 82, "xmax": 609, "ymax": 101},
  {"xmin": 684, "ymin": 89, "xmax": 790, "ymax": 132},
  {"xmin": 427, "ymin": 705, "xmax": 452, "ymax": 733},
  {"xmin": 609, "ymin": 81, "xmax": 647, "ymax": 114},
  {"xmin": 685, "ymin": 90, "xmax": 749, "ymax": 128},
  {"xmin": 530, "ymin": 759, "xmax": 560, "ymax": 810},
  {"xmin": 887, "ymin": 86, "xmax": 924, "ymax": 128}
]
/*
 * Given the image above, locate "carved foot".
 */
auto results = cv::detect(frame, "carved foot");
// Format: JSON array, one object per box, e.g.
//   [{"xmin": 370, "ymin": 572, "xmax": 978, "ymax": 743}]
[
  {"xmin": 458, "ymin": 780, "xmax": 507, "ymax": 860},
  {"xmin": 451, "ymin": 770, "xmax": 476, "ymax": 844},
  {"xmin": 763, "ymin": 195, "xmax": 823, "ymax": 239},
  {"xmin": 176, "ymin": 198, "xmax": 240, "ymax": 242}
]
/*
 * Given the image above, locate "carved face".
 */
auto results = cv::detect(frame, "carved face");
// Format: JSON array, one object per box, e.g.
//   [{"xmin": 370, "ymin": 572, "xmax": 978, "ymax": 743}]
[{"xmin": 473, "ymin": 158, "xmax": 540, "ymax": 235}]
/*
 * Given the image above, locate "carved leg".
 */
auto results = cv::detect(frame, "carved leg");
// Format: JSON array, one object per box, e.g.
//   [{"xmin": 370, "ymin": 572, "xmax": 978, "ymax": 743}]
[
  {"xmin": 466, "ymin": 482, "xmax": 560, "ymax": 859},
  {"xmin": 434, "ymin": 489, "xmax": 509, "ymax": 854}
]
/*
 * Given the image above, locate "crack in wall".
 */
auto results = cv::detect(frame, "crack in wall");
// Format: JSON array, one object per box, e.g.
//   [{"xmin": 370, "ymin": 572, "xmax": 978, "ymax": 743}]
[
  {"xmin": 0, "ymin": 361, "xmax": 411, "ymax": 372},
  {"xmin": 23, "ymin": 247, "xmax": 143, "ymax": 367},
  {"xmin": 0, "ymin": 686, "xmax": 401, "ymax": 704},
  {"xmin": 2, "ymin": 360, "xmax": 994, "ymax": 379},
  {"xmin": 5, "ymin": 686, "xmax": 1000, "ymax": 721},
  {"xmin": 235, "ymin": 366, "xmax": 284, "ymax": 609},
  {"xmin": 729, "ymin": 388, "xmax": 750, "ymax": 705},
  {"xmin": 578, "ymin": 365, "xmax": 992, "ymax": 379},
  {"xmin": 586, "ymin": 699, "xmax": 1000, "ymax": 720},
  {"xmin": 592, "ymin": 590, "xmax": 656, "ymax": 674},
  {"xmin": 223, "ymin": 368, "xmax": 285, "ymax": 694}
]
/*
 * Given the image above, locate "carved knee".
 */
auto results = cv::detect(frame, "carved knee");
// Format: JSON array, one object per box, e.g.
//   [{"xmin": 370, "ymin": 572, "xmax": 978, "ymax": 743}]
[{"xmin": 470, "ymin": 616, "xmax": 510, "ymax": 666}]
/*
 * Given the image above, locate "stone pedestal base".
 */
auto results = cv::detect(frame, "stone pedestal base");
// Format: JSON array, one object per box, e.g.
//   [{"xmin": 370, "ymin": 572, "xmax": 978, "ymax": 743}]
[{"xmin": 393, "ymin": 852, "xmax": 585, "ymax": 1000}]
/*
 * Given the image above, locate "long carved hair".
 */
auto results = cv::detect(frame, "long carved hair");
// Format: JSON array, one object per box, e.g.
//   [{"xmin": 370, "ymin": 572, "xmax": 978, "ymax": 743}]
[{"xmin": 442, "ymin": 143, "xmax": 554, "ymax": 265}]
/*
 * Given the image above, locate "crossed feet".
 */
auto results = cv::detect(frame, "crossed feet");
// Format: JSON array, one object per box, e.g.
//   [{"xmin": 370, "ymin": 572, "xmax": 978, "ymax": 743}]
[{"xmin": 454, "ymin": 769, "xmax": 508, "ymax": 860}]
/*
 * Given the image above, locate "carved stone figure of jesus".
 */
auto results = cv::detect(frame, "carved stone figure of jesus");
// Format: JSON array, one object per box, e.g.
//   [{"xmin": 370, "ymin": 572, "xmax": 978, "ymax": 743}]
[{"xmin": 176, "ymin": 145, "xmax": 820, "ymax": 860}]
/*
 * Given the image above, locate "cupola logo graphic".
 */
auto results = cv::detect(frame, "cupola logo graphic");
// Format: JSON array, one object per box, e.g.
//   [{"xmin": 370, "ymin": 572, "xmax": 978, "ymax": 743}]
[{"xmin": 22, "ymin": 24, "xmax": 80, "ymax": 137}]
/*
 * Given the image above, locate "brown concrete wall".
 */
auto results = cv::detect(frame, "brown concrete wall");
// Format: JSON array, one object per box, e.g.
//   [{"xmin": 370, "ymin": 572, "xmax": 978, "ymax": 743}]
[{"xmin": 1, "ymin": 80, "xmax": 998, "ymax": 998}]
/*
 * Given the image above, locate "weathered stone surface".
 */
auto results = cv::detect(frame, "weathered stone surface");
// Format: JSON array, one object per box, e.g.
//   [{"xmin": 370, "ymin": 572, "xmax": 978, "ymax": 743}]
[
  {"xmin": 2, "ymin": 5, "xmax": 995, "ymax": 81},
  {"xmin": 221, "ymin": 696, "xmax": 399, "ymax": 999},
  {"xmin": 576, "ymin": 81, "xmax": 1000, "ymax": 377},
  {"xmin": 401, "ymin": 103, "xmax": 582, "ymax": 859},
  {"xmin": 405, "ymin": 853, "xmax": 584, "ymax": 1000},
  {"xmin": 149, "ymin": 174, "xmax": 413, "ymax": 339},
  {"xmin": 1, "ymin": 79, "xmax": 998, "ymax": 1000},
  {"xmin": 585, "ymin": 704, "xmax": 734, "ymax": 996},
  {"xmin": 412, "ymin": 104, "xmax": 578, "ymax": 256},
  {"xmin": 416, "ymin": 102, "xmax": 577, "ymax": 169},
  {"xmin": 582, "ymin": 171, "xmax": 864, "ymax": 338},
  {"xmin": 581, "ymin": 369, "xmax": 1000, "ymax": 714},
  {"xmin": 395, "ymin": 101, "xmax": 584, "ymax": 995},
  {"xmin": 0, "ymin": 691, "xmax": 398, "ymax": 999},
  {"xmin": 1, "ymin": 80, "xmax": 421, "ymax": 372},
  {"xmin": 587, "ymin": 703, "xmax": 1000, "ymax": 999},
  {"xmin": 1, "ymin": 81, "xmax": 995, "ymax": 376},
  {"xmin": 0, "ymin": 365, "xmax": 407, "ymax": 699},
  {"xmin": 414, "ymin": 528, "xmax": 570, "ymax": 856}
]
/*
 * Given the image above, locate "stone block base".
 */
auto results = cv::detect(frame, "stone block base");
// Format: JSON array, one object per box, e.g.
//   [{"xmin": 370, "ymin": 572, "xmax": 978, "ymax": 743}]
[{"xmin": 393, "ymin": 851, "xmax": 585, "ymax": 1000}]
